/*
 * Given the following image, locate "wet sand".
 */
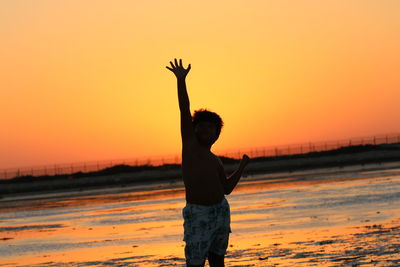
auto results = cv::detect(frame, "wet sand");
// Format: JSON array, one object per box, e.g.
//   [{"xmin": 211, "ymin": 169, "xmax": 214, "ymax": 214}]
[{"xmin": 0, "ymin": 164, "xmax": 400, "ymax": 266}]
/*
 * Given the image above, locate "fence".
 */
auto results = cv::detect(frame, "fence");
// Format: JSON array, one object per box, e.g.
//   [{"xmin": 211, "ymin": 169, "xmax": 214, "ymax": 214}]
[{"xmin": 1, "ymin": 133, "xmax": 400, "ymax": 180}]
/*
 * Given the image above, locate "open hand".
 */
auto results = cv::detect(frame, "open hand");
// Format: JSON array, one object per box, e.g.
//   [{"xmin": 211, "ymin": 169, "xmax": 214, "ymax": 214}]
[{"xmin": 166, "ymin": 58, "xmax": 191, "ymax": 80}]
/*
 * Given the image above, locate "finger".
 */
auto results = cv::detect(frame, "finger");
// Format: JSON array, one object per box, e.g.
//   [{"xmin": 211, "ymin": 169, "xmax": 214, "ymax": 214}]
[
  {"xmin": 179, "ymin": 58, "xmax": 183, "ymax": 67},
  {"xmin": 166, "ymin": 66, "xmax": 173, "ymax": 71},
  {"xmin": 169, "ymin": 61, "xmax": 175, "ymax": 68},
  {"xmin": 187, "ymin": 63, "xmax": 191, "ymax": 71},
  {"xmin": 174, "ymin": 58, "xmax": 178, "ymax": 67}
]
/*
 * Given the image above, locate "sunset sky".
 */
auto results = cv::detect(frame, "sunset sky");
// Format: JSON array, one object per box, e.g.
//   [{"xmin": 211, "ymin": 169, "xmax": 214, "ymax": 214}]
[{"xmin": 1, "ymin": 0, "xmax": 399, "ymax": 169}]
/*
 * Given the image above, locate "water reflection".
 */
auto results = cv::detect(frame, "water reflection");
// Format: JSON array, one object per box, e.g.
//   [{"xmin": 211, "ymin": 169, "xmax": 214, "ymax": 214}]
[{"xmin": 0, "ymin": 168, "xmax": 400, "ymax": 266}]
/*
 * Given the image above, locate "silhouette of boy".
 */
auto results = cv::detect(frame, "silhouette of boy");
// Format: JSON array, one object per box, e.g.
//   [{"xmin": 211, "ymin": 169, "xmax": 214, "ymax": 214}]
[{"xmin": 166, "ymin": 58, "xmax": 250, "ymax": 267}]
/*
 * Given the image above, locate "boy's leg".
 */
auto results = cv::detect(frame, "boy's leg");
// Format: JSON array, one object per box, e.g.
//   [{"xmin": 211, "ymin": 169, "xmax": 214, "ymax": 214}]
[
  {"xmin": 207, "ymin": 231, "xmax": 229, "ymax": 266},
  {"xmin": 208, "ymin": 251, "xmax": 224, "ymax": 267},
  {"xmin": 184, "ymin": 241, "xmax": 209, "ymax": 266},
  {"xmin": 208, "ymin": 197, "xmax": 231, "ymax": 266},
  {"xmin": 187, "ymin": 262, "xmax": 205, "ymax": 267},
  {"xmin": 183, "ymin": 204, "xmax": 213, "ymax": 266}
]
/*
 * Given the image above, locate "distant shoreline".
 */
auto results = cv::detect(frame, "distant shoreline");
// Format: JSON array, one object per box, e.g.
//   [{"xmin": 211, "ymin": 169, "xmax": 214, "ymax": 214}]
[{"xmin": 1, "ymin": 143, "xmax": 399, "ymax": 196}]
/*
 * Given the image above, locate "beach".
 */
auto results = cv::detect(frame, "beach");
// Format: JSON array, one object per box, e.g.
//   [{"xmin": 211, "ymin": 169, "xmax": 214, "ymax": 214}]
[{"xmin": 1, "ymin": 163, "xmax": 400, "ymax": 266}]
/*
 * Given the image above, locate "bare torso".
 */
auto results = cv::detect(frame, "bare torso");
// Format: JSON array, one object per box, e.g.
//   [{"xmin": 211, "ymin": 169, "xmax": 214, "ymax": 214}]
[{"xmin": 182, "ymin": 144, "xmax": 225, "ymax": 205}]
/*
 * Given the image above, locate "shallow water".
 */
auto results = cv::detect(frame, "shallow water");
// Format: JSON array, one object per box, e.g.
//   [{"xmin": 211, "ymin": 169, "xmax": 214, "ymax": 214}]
[{"xmin": 1, "ymin": 166, "xmax": 400, "ymax": 266}]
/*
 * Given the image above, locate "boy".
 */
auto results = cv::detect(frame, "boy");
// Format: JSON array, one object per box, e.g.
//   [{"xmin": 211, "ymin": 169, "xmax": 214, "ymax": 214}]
[{"xmin": 166, "ymin": 58, "xmax": 250, "ymax": 267}]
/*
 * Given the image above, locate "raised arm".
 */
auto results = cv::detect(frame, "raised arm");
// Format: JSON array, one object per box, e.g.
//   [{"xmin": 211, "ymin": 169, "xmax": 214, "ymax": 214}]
[{"xmin": 166, "ymin": 58, "xmax": 197, "ymax": 147}]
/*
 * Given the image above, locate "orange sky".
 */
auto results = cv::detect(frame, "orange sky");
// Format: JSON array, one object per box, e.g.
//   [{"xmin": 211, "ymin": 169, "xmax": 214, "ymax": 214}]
[{"xmin": 1, "ymin": 0, "xmax": 400, "ymax": 169}]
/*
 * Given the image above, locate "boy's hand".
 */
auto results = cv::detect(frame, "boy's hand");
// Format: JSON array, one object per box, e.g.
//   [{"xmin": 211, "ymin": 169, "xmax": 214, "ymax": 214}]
[
  {"xmin": 166, "ymin": 58, "xmax": 191, "ymax": 80},
  {"xmin": 240, "ymin": 154, "xmax": 250, "ymax": 168}
]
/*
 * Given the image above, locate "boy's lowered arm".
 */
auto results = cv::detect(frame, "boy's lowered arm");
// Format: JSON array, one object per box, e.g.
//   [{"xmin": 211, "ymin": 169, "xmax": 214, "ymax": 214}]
[
  {"xmin": 166, "ymin": 58, "xmax": 196, "ymax": 146},
  {"xmin": 218, "ymin": 155, "xmax": 250, "ymax": 195}
]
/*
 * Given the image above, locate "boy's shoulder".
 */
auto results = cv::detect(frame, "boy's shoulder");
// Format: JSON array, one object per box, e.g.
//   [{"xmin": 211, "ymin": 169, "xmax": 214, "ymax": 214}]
[{"xmin": 182, "ymin": 145, "xmax": 222, "ymax": 166}]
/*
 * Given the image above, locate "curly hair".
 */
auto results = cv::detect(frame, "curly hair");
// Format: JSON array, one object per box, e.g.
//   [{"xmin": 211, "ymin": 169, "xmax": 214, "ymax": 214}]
[{"xmin": 192, "ymin": 108, "xmax": 224, "ymax": 139}]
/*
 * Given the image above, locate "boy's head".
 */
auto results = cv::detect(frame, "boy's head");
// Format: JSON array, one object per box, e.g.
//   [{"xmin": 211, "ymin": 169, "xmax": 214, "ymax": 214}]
[{"xmin": 192, "ymin": 109, "xmax": 224, "ymax": 147}]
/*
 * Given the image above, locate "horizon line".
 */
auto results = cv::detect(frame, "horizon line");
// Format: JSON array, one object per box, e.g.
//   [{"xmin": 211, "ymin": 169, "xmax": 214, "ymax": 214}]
[{"xmin": 1, "ymin": 132, "xmax": 399, "ymax": 171}]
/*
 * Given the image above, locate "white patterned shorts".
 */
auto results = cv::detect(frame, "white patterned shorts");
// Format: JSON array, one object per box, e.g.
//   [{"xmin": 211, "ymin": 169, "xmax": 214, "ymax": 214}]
[{"xmin": 182, "ymin": 197, "xmax": 231, "ymax": 265}]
